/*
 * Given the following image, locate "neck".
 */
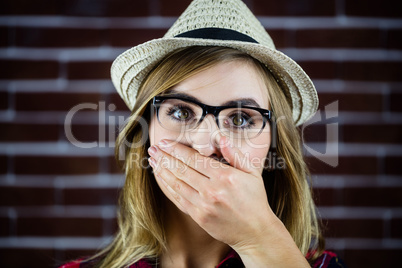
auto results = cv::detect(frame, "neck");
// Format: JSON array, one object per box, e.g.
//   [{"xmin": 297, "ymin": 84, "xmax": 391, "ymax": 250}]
[{"xmin": 160, "ymin": 200, "xmax": 231, "ymax": 268}]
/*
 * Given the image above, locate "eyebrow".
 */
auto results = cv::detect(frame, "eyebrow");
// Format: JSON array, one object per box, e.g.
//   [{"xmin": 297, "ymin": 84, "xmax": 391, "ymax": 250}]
[{"xmin": 163, "ymin": 89, "xmax": 262, "ymax": 108}]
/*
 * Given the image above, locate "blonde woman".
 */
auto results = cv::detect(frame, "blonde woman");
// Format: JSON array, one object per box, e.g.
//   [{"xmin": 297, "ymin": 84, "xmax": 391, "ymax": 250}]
[{"xmin": 61, "ymin": 0, "xmax": 346, "ymax": 267}]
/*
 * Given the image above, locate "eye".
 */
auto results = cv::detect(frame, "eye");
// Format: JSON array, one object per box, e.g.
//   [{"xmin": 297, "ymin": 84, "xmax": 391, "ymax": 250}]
[
  {"xmin": 225, "ymin": 112, "xmax": 253, "ymax": 128},
  {"xmin": 166, "ymin": 104, "xmax": 195, "ymax": 121},
  {"xmin": 173, "ymin": 109, "xmax": 190, "ymax": 120},
  {"xmin": 232, "ymin": 114, "xmax": 245, "ymax": 126}
]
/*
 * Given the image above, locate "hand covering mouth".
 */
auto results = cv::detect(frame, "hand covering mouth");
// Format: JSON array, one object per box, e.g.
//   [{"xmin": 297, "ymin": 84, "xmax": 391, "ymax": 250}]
[{"xmin": 210, "ymin": 156, "xmax": 230, "ymax": 165}]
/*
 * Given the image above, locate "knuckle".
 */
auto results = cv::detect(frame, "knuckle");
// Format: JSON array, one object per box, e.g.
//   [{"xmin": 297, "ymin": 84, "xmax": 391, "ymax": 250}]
[
  {"xmin": 176, "ymin": 162, "xmax": 187, "ymax": 175},
  {"xmin": 205, "ymin": 189, "xmax": 222, "ymax": 204},
  {"xmin": 173, "ymin": 181, "xmax": 181, "ymax": 192},
  {"xmin": 201, "ymin": 203, "xmax": 215, "ymax": 217},
  {"xmin": 218, "ymin": 170, "xmax": 233, "ymax": 183},
  {"xmin": 172, "ymin": 191, "xmax": 181, "ymax": 202}
]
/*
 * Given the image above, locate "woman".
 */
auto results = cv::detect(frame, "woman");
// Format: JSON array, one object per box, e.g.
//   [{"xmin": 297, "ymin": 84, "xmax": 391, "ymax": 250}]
[{"xmin": 61, "ymin": 0, "xmax": 346, "ymax": 267}]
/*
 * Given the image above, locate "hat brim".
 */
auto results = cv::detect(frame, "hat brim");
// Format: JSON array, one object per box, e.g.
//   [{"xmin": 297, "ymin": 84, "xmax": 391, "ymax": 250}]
[{"xmin": 111, "ymin": 37, "xmax": 318, "ymax": 126}]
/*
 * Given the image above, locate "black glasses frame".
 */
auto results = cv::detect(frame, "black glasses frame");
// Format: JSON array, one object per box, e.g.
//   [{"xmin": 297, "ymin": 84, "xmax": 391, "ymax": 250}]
[{"xmin": 152, "ymin": 95, "xmax": 272, "ymax": 133}]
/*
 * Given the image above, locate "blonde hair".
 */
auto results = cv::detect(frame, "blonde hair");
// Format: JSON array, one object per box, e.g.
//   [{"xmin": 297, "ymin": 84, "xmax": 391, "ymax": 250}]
[{"xmin": 89, "ymin": 46, "xmax": 324, "ymax": 268}]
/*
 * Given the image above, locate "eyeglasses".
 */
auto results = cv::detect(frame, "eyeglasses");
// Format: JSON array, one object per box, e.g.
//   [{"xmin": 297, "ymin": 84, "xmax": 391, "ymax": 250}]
[{"xmin": 152, "ymin": 95, "xmax": 271, "ymax": 139}]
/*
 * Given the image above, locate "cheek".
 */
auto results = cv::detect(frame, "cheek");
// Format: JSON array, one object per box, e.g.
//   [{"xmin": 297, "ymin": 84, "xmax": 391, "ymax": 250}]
[
  {"xmin": 149, "ymin": 117, "xmax": 177, "ymax": 201},
  {"xmin": 149, "ymin": 115, "xmax": 177, "ymax": 146},
  {"xmin": 236, "ymin": 131, "xmax": 271, "ymax": 172},
  {"xmin": 149, "ymin": 115, "xmax": 193, "ymax": 147}
]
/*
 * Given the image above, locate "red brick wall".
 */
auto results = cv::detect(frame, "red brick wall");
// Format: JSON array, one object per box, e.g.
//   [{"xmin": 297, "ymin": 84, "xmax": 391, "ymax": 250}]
[{"xmin": 0, "ymin": 0, "xmax": 401, "ymax": 267}]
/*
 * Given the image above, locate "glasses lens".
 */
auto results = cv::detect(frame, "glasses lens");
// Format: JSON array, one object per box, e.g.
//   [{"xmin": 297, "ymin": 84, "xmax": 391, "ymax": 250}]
[
  {"xmin": 218, "ymin": 107, "xmax": 265, "ymax": 139},
  {"xmin": 156, "ymin": 98, "xmax": 203, "ymax": 132}
]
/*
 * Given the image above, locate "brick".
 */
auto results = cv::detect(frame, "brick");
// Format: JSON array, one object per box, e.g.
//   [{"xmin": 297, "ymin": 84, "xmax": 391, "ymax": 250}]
[
  {"xmin": 384, "ymin": 156, "xmax": 402, "ymax": 175},
  {"xmin": 307, "ymin": 156, "xmax": 379, "ymax": 175},
  {"xmin": 267, "ymin": 29, "xmax": 287, "ymax": 49},
  {"xmin": 108, "ymin": 92, "xmax": 130, "ymax": 111},
  {"xmin": 62, "ymin": 188, "xmax": 119, "ymax": 205},
  {"xmin": 390, "ymin": 92, "xmax": 402, "ymax": 112},
  {"xmin": 66, "ymin": 124, "xmax": 118, "ymax": 145},
  {"xmin": 252, "ymin": 0, "xmax": 336, "ymax": 16},
  {"xmin": 0, "ymin": 27, "xmax": 8, "ymax": 47},
  {"xmin": 301, "ymin": 61, "xmax": 402, "ymax": 81},
  {"xmin": 298, "ymin": 61, "xmax": 338, "ymax": 79},
  {"xmin": 104, "ymin": 218, "xmax": 118, "ymax": 236},
  {"xmin": 343, "ymin": 187, "xmax": 402, "ymax": 207},
  {"xmin": 342, "ymin": 61, "xmax": 402, "ymax": 82},
  {"xmin": 345, "ymin": 0, "xmax": 402, "ymax": 17},
  {"xmin": 0, "ymin": 91, "xmax": 8, "ymax": 109},
  {"xmin": 0, "ymin": 0, "xmax": 61, "ymax": 15},
  {"xmin": 343, "ymin": 249, "xmax": 400, "ymax": 267},
  {"xmin": 17, "ymin": 217, "xmax": 104, "ymax": 237},
  {"xmin": 0, "ymin": 0, "xmax": 149, "ymax": 16},
  {"xmin": 14, "ymin": 156, "xmax": 99, "ymax": 175},
  {"xmin": 302, "ymin": 123, "xmax": 327, "ymax": 143},
  {"xmin": 0, "ymin": 123, "xmax": 59, "ymax": 142},
  {"xmin": 15, "ymin": 27, "xmax": 104, "ymax": 47},
  {"xmin": 316, "ymin": 187, "xmax": 402, "ymax": 207},
  {"xmin": 295, "ymin": 29, "xmax": 382, "ymax": 48},
  {"xmin": 76, "ymin": 0, "xmax": 149, "ymax": 17},
  {"xmin": 323, "ymin": 218, "xmax": 383, "ymax": 238},
  {"xmin": 108, "ymin": 29, "xmax": 167, "ymax": 47},
  {"xmin": 387, "ymin": 30, "xmax": 402, "ymax": 49},
  {"xmin": 391, "ymin": 218, "xmax": 402, "ymax": 238},
  {"xmin": 0, "ymin": 60, "xmax": 59, "ymax": 79},
  {"xmin": 109, "ymin": 156, "xmax": 124, "ymax": 174},
  {"xmin": 0, "ymin": 217, "xmax": 10, "ymax": 236},
  {"xmin": 313, "ymin": 188, "xmax": 338, "ymax": 206},
  {"xmin": 318, "ymin": 93, "xmax": 383, "ymax": 112},
  {"xmin": 67, "ymin": 61, "xmax": 111, "ymax": 80},
  {"xmin": 343, "ymin": 124, "xmax": 402, "ymax": 144},
  {"xmin": 160, "ymin": 0, "xmax": 193, "ymax": 16},
  {"xmin": 0, "ymin": 186, "xmax": 54, "ymax": 206},
  {"xmin": 68, "ymin": 124, "xmax": 102, "ymax": 143},
  {"xmin": 0, "ymin": 248, "xmax": 55, "ymax": 268},
  {"xmin": 0, "ymin": 156, "xmax": 7, "ymax": 174},
  {"xmin": 15, "ymin": 92, "xmax": 102, "ymax": 111}
]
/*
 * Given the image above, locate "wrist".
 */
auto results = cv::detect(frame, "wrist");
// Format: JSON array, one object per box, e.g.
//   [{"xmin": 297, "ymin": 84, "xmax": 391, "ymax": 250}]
[{"xmin": 233, "ymin": 217, "xmax": 310, "ymax": 268}]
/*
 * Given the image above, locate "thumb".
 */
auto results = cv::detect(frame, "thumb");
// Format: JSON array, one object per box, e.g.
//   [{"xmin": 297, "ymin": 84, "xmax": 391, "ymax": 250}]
[{"xmin": 218, "ymin": 134, "xmax": 259, "ymax": 176}]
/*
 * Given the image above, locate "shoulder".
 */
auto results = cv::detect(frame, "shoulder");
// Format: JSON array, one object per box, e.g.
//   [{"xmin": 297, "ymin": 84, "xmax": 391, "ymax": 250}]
[{"xmin": 311, "ymin": 251, "xmax": 347, "ymax": 268}]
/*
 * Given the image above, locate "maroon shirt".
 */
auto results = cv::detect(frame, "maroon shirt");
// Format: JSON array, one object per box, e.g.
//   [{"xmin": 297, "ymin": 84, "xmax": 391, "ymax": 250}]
[{"xmin": 59, "ymin": 249, "xmax": 346, "ymax": 268}]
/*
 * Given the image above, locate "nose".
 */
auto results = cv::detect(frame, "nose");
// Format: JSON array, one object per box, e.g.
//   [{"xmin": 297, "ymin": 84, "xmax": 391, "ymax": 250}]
[{"xmin": 189, "ymin": 114, "xmax": 223, "ymax": 158}]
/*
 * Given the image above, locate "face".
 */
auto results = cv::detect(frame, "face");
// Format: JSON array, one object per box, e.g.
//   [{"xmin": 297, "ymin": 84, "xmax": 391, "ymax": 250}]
[{"xmin": 149, "ymin": 60, "xmax": 271, "ymax": 196}]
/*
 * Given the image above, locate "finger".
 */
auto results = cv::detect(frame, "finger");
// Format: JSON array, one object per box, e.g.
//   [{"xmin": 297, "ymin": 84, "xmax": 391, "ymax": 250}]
[
  {"xmin": 218, "ymin": 134, "xmax": 260, "ymax": 177},
  {"xmin": 150, "ymin": 156, "xmax": 202, "ymax": 207},
  {"xmin": 148, "ymin": 145, "xmax": 208, "ymax": 191},
  {"xmin": 156, "ymin": 172, "xmax": 191, "ymax": 214},
  {"xmin": 156, "ymin": 140, "xmax": 226, "ymax": 178}
]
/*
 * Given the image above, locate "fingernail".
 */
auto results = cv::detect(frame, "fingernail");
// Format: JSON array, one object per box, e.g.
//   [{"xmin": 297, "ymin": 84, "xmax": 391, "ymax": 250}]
[
  {"xmin": 158, "ymin": 140, "xmax": 168, "ymax": 147},
  {"xmin": 148, "ymin": 157, "xmax": 156, "ymax": 168},
  {"xmin": 148, "ymin": 146, "xmax": 157, "ymax": 156}
]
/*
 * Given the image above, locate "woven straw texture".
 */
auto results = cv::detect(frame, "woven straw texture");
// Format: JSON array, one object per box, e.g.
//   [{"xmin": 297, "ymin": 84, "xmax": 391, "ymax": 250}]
[{"xmin": 111, "ymin": 0, "xmax": 319, "ymax": 126}]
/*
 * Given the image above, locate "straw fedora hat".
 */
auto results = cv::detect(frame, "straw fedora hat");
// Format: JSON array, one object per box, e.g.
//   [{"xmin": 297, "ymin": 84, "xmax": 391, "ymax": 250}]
[{"xmin": 111, "ymin": 0, "xmax": 318, "ymax": 126}]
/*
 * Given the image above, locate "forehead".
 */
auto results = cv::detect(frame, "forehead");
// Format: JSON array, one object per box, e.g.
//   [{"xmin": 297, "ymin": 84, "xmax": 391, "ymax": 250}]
[{"xmin": 170, "ymin": 60, "xmax": 270, "ymax": 109}]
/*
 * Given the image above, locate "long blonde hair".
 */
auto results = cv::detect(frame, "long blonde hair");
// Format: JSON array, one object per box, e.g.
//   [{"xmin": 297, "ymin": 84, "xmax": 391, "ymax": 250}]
[{"xmin": 90, "ymin": 46, "xmax": 324, "ymax": 267}]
